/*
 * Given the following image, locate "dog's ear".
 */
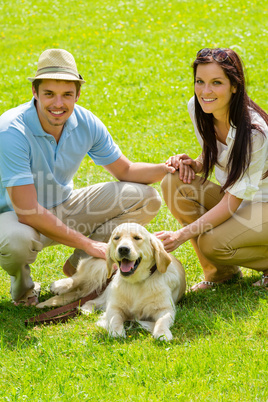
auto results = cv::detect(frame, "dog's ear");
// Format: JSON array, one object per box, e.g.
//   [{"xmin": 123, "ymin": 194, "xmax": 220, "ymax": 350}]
[
  {"xmin": 150, "ymin": 235, "xmax": 172, "ymax": 273},
  {"xmin": 106, "ymin": 241, "xmax": 115, "ymax": 278}
]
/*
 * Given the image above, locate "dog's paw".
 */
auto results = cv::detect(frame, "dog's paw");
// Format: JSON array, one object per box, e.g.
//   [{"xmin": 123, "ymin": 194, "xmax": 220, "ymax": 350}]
[
  {"xmin": 97, "ymin": 314, "xmax": 126, "ymax": 338},
  {"xmin": 36, "ymin": 301, "xmax": 47, "ymax": 309},
  {"xmin": 36, "ymin": 296, "xmax": 63, "ymax": 309},
  {"xmin": 96, "ymin": 314, "xmax": 109, "ymax": 330},
  {"xmin": 80, "ymin": 301, "xmax": 95, "ymax": 315},
  {"xmin": 50, "ymin": 278, "xmax": 73, "ymax": 295},
  {"xmin": 109, "ymin": 328, "xmax": 126, "ymax": 338},
  {"xmin": 96, "ymin": 313, "xmax": 123, "ymax": 336},
  {"xmin": 153, "ymin": 328, "xmax": 173, "ymax": 342}
]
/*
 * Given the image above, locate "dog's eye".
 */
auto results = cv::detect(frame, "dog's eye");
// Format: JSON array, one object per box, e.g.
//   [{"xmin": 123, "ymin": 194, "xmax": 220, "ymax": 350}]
[
  {"xmin": 133, "ymin": 236, "xmax": 142, "ymax": 241},
  {"xmin": 113, "ymin": 236, "xmax": 120, "ymax": 241}
]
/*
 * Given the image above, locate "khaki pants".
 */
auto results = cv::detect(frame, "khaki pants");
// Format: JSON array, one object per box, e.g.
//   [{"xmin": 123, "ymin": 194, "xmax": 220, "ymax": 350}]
[
  {"xmin": 0, "ymin": 181, "xmax": 161, "ymax": 301},
  {"xmin": 161, "ymin": 172, "xmax": 268, "ymax": 282}
]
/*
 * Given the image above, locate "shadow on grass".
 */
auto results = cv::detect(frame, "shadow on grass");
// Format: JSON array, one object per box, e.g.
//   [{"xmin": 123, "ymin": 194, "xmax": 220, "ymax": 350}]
[
  {"xmin": 91, "ymin": 276, "xmax": 268, "ymax": 345},
  {"xmin": 0, "ymin": 277, "xmax": 267, "ymax": 349},
  {"xmin": 173, "ymin": 276, "xmax": 268, "ymax": 342},
  {"xmin": 0, "ymin": 291, "xmax": 68, "ymax": 349},
  {"xmin": 0, "ymin": 298, "xmax": 41, "ymax": 348}
]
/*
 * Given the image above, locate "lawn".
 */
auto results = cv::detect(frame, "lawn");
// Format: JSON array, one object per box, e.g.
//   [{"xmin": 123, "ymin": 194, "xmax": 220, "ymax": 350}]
[{"xmin": 0, "ymin": 0, "xmax": 268, "ymax": 400}]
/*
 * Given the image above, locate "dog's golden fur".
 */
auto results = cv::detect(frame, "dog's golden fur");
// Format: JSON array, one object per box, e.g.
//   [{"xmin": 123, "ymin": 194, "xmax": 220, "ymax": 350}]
[{"xmin": 37, "ymin": 223, "xmax": 186, "ymax": 341}]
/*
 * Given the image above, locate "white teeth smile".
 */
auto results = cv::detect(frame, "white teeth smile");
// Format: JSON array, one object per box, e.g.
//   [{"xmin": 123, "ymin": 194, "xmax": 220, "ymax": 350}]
[
  {"xmin": 51, "ymin": 111, "xmax": 64, "ymax": 115},
  {"xmin": 203, "ymin": 98, "xmax": 216, "ymax": 102}
]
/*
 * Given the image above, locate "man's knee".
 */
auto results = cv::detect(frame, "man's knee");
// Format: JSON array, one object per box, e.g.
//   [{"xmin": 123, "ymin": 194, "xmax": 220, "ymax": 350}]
[
  {"xmin": 127, "ymin": 184, "xmax": 162, "ymax": 222},
  {"xmin": 143, "ymin": 185, "xmax": 162, "ymax": 216},
  {"xmin": 121, "ymin": 181, "xmax": 163, "ymax": 214},
  {"xmin": 0, "ymin": 224, "xmax": 42, "ymax": 269}
]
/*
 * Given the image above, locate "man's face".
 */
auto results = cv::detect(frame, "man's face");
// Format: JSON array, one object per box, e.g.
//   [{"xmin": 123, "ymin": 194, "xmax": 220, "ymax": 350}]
[{"xmin": 32, "ymin": 79, "xmax": 80, "ymax": 137}]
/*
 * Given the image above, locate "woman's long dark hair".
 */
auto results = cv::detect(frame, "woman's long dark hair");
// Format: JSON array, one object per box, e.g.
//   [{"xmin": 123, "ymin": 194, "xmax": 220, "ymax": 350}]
[{"xmin": 193, "ymin": 48, "xmax": 268, "ymax": 190}]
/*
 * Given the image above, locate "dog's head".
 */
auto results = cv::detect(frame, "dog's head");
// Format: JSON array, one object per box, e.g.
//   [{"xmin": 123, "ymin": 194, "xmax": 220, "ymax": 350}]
[{"xmin": 106, "ymin": 223, "xmax": 171, "ymax": 282}]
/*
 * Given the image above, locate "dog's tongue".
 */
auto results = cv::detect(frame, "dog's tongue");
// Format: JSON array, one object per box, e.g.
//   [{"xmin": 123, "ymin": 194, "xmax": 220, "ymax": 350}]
[{"xmin": 120, "ymin": 259, "xmax": 135, "ymax": 272}]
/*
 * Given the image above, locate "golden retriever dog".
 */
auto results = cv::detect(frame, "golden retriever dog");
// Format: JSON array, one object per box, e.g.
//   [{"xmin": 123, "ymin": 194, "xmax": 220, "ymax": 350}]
[{"xmin": 37, "ymin": 223, "xmax": 186, "ymax": 341}]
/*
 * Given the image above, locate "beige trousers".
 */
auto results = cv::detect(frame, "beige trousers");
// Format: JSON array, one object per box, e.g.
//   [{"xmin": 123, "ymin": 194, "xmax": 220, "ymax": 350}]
[
  {"xmin": 161, "ymin": 172, "xmax": 268, "ymax": 282},
  {"xmin": 0, "ymin": 181, "xmax": 161, "ymax": 301}
]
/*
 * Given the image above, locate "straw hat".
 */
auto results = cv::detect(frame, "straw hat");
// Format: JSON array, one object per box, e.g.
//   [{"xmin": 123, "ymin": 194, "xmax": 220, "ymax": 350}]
[{"xmin": 28, "ymin": 49, "xmax": 85, "ymax": 84}]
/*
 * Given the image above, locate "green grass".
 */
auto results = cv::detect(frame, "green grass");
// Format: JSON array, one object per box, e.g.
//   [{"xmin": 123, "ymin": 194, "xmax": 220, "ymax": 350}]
[{"xmin": 0, "ymin": 0, "xmax": 268, "ymax": 400}]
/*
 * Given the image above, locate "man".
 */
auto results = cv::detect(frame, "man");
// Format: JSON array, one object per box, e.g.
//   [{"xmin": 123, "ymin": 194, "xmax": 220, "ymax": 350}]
[{"xmin": 0, "ymin": 49, "xmax": 175, "ymax": 306}]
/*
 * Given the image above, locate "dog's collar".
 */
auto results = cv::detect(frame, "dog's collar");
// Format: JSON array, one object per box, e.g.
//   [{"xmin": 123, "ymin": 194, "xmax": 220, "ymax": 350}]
[{"xmin": 150, "ymin": 264, "xmax": 157, "ymax": 276}]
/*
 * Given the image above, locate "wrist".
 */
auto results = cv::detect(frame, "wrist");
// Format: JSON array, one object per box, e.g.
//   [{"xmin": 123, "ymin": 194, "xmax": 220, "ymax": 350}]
[
  {"xmin": 78, "ymin": 234, "xmax": 92, "ymax": 252},
  {"xmin": 163, "ymin": 162, "xmax": 175, "ymax": 174},
  {"xmin": 194, "ymin": 155, "xmax": 204, "ymax": 173},
  {"xmin": 177, "ymin": 227, "xmax": 191, "ymax": 242}
]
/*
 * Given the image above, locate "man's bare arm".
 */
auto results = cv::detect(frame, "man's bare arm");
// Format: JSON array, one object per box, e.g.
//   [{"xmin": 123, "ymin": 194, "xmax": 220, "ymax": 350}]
[
  {"xmin": 7, "ymin": 184, "xmax": 107, "ymax": 259},
  {"xmin": 104, "ymin": 155, "xmax": 175, "ymax": 184}
]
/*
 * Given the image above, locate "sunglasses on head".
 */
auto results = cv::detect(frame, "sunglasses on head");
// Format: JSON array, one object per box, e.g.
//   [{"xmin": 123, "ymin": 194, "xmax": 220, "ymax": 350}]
[{"xmin": 196, "ymin": 48, "xmax": 230, "ymax": 63}]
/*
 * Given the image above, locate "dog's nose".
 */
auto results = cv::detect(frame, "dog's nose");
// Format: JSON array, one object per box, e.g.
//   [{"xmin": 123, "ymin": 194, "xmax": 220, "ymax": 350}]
[{"xmin": 118, "ymin": 246, "xmax": 130, "ymax": 256}]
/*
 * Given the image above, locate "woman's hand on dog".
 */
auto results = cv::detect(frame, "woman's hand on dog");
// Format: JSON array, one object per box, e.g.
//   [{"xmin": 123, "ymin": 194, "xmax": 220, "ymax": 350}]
[{"xmin": 154, "ymin": 230, "xmax": 188, "ymax": 252}]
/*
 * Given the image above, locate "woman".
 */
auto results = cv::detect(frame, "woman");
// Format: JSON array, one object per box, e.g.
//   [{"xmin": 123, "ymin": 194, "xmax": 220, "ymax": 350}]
[{"xmin": 155, "ymin": 48, "xmax": 268, "ymax": 291}]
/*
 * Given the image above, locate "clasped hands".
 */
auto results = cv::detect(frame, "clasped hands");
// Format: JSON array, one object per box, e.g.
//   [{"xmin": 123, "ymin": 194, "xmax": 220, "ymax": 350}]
[{"xmin": 165, "ymin": 153, "xmax": 202, "ymax": 184}]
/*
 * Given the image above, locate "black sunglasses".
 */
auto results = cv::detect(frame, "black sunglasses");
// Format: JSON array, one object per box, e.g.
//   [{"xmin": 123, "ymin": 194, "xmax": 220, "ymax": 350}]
[{"xmin": 196, "ymin": 48, "xmax": 230, "ymax": 63}]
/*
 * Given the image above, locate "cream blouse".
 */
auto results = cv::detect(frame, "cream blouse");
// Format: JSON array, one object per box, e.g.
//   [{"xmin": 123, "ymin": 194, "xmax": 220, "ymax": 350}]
[{"xmin": 188, "ymin": 96, "xmax": 268, "ymax": 202}]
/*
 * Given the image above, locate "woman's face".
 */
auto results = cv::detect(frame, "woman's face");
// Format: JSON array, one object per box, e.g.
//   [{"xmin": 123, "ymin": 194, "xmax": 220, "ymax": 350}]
[{"xmin": 194, "ymin": 62, "xmax": 236, "ymax": 121}]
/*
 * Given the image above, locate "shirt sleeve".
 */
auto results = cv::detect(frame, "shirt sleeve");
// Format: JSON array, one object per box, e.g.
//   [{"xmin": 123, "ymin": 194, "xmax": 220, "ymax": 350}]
[
  {"xmin": 0, "ymin": 129, "xmax": 34, "ymax": 188},
  {"xmin": 86, "ymin": 114, "xmax": 122, "ymax": 166},
  {"xmin": 226, "ymin": 130, "xmax": 268, "ymax": 200}
]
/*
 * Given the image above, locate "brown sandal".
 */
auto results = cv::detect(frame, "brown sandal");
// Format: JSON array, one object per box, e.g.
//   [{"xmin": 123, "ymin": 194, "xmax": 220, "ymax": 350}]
[
  {"xmin": 190, "ymin": 280, "xmax": 217, "ymax": 291},
  {"xmin": 190, "ymin": 270, "xmax": 243, "ymax": 292},
  {"xmin": 252, "ymin": 275, "xmax": 268, "ymax": 288}
]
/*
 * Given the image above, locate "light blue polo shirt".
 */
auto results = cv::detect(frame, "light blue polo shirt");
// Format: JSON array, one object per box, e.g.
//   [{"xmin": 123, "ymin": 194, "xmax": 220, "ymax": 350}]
[{"xmin": 0, "ymin": 98, "xmax": 122, "ymax": 212}]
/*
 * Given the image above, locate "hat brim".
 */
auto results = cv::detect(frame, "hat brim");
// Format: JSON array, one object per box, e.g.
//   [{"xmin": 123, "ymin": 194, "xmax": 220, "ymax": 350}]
[{"xmin": 28, "ymin": 72, "xmax": 85, "ymax": 84}]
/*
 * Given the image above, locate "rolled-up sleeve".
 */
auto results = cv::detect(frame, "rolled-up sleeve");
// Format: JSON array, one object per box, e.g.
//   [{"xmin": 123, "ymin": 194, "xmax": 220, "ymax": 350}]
[{"xmin": 227, "ymin": 130, "xmax": 268, "ymax": 200}]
